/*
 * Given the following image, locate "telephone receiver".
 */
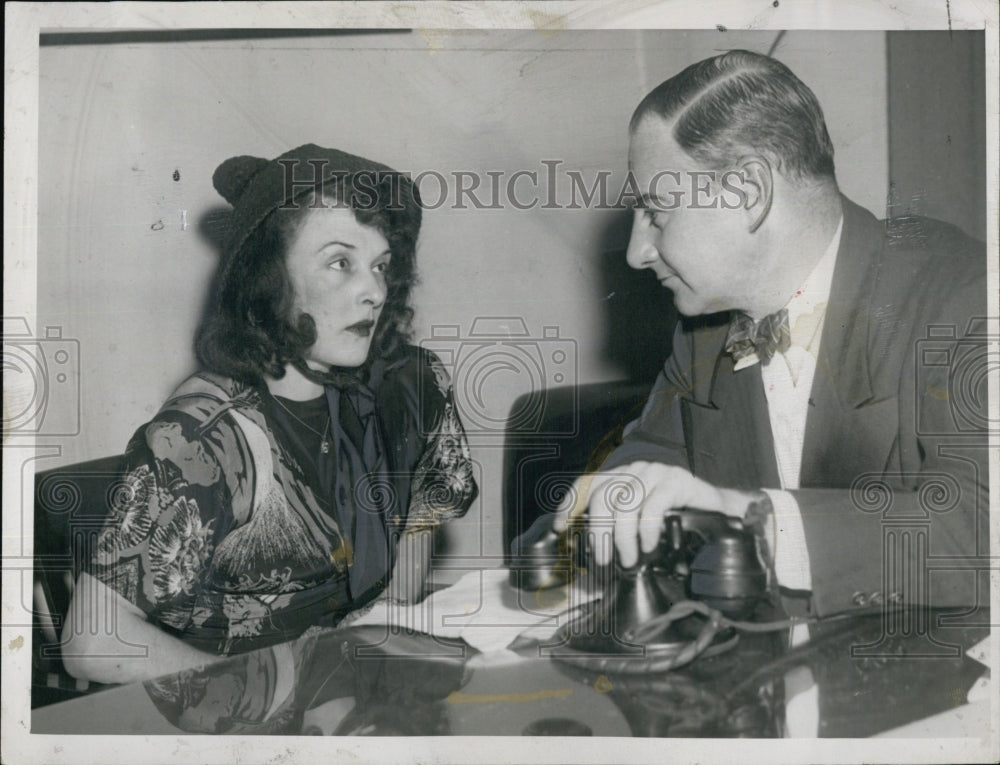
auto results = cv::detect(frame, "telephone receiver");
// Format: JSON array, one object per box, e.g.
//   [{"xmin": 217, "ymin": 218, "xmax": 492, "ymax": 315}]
[{"xmin": 510, "ymin": 508, "xmax": 767, "ymax": 622}]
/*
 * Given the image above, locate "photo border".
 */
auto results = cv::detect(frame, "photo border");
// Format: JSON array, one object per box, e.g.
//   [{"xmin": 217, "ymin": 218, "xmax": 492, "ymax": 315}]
[{"xmin": 4, "ymin": 2, "xmax": 998, "ymax": 764}]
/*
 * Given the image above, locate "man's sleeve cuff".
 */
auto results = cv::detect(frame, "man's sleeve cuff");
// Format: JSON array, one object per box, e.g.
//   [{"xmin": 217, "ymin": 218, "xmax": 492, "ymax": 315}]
[{"xmin": 761, "ymin": 489, "xmax": 812, "ymax": 591}]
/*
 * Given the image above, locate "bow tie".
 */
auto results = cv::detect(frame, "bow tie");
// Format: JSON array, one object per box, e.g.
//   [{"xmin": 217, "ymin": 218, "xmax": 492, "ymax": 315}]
[{"xmin": 725, "ymin": 309, "xmax": 791, "ymax": 366}]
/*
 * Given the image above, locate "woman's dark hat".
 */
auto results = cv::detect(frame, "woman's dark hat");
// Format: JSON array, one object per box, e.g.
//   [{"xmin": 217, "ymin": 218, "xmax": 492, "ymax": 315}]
[{"xmin": 212, "ymin": 144, "xmax": 419, "ymax": 257}]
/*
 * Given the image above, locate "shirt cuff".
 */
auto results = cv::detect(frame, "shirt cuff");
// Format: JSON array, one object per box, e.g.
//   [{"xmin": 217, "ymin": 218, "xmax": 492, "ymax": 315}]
[{"xmin": 761, "ymin": 489, "xmax": 812, "ymax": 591}]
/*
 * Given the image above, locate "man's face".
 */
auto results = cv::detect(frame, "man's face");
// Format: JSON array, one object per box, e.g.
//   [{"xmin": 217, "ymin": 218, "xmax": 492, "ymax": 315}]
[{"xmin": 626, "ymin": 115, "xmax": 758, "ymax": 317}]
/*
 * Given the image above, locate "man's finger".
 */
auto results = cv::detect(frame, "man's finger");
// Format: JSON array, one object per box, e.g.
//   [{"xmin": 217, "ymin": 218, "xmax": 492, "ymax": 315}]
[
  {"xmin": 586, "ymin": 473, "xmax": 618, "ymax": 566},
  {"xmin": 636, "ymin": 482, "xmax": 673, "ymax": 556},
  {"xmin": 597, "ymin": 471, "xmax": 646, "ymax": 568}
]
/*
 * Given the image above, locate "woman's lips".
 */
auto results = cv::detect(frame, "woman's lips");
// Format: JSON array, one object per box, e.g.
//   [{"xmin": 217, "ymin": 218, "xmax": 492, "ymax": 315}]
[{"xmin": 344, "ymin": 319, "xmax": 375, "ymax": 337}]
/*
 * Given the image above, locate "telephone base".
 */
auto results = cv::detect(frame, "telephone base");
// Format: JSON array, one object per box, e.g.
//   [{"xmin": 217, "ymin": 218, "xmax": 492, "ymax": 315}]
[{"xmin": 548, "ymin": 597, "xmax": 740, "ymax": 673}]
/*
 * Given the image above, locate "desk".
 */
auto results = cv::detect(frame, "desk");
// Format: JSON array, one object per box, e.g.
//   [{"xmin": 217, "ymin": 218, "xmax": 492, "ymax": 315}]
[{"xmin": 32, "ymin": 579, "xmax": 989, "ymax": 738}]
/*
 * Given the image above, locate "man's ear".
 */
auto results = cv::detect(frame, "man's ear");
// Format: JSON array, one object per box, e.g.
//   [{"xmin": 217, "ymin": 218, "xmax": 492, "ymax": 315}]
[{"xmin": 733, "ymin": 155, "xmax": 773, "ymax": 233}]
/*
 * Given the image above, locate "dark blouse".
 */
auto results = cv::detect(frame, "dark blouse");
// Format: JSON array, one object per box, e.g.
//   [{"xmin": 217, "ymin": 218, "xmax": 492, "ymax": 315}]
[{"xmin": 89, "ymin": 346, "xmax": 477, "ymax": 655}]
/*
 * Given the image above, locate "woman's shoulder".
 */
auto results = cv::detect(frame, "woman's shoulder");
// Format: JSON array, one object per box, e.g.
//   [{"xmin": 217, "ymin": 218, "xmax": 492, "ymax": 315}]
[
  {"xmin": 157, "ymin": 372, "xmax": 263, "ymax": 423},
  {"xmin": 122, "ymin": 371, "xmax": 267, "ymax": 524},
  {"xmin": 163, "ymin": 370, "xmax": 248, "ymax": 404}
]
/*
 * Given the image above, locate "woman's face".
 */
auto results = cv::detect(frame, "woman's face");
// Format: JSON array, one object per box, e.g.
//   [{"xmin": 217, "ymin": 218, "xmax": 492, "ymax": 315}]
[{"xmin": 284, "ymin": 205, "xmax": 391, "ymax": 369}]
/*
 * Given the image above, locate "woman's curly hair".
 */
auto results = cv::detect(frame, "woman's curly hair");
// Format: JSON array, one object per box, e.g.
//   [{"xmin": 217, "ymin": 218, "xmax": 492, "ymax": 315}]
[{"xmin": 196, "ymin": 172, "xmax": 421, "ymax": 384}]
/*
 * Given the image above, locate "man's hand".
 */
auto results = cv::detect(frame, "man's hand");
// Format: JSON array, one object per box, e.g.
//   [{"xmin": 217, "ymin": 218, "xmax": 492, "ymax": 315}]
[{"xmin": 550, "ymin": 461, "xmax": 751, "ymax": 567}]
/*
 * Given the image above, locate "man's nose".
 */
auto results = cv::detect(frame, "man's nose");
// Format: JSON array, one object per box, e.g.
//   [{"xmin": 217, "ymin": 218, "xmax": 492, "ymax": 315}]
[{"xmin": 625, "ymin": 209, "xmax": 658, "ymax": 270}]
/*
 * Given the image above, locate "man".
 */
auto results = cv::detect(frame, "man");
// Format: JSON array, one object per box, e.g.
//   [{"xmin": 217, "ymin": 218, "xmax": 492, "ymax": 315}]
[{"xmin": 554, "ymin": 50, "xmax": 988, "ymax": 618}]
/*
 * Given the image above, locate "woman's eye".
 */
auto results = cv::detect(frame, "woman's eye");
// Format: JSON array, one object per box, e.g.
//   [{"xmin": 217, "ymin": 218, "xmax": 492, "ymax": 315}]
[
  {"xmin": 327, "ymin": 258, "xmax": 349, "ymax": 271},
  {"xmin": 372, "ymin": 262, "xmax": 389, "ymax": 274}
]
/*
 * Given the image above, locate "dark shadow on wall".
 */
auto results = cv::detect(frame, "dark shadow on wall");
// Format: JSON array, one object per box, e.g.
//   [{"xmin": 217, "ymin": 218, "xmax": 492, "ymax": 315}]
[
  {"xmin": 593, "ymin": 208, "xmax": 678, "ymax": 384},
  {"xmin": 194, "ymin": 206, "xmax": 236, "ymax": 343}
]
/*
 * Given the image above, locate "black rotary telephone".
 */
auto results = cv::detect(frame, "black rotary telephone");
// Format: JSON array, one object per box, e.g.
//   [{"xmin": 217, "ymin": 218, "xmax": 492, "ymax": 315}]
[
  {"xmin": 510, "ymin": 509, "xmax": 771, "ymax": 670},
  {"xmin": 511, "ymin": 509, "xmax": 767, "ymax": 616},
  {"xmin": 653, "ymin": 510, "xmax": 768, "ymax": 618}
]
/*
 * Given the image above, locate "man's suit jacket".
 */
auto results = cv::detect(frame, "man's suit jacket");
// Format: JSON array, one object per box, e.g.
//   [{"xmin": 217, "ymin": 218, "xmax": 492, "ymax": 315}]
[{"xmin": 602, "ymin": 197, "xmax": 989, "ymax": 617}]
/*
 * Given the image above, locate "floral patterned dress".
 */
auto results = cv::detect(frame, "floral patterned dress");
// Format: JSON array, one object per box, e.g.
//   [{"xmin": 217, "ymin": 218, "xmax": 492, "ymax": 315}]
[{"xmin": 89, "ymin": 346, "xmax": 477, "ymax": 655}]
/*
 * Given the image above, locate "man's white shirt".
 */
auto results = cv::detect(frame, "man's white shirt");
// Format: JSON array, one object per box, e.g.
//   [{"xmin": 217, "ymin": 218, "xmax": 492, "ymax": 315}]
[{"xmin": 738, "ymin": 216, "xmax": 844, "ymax": 592}]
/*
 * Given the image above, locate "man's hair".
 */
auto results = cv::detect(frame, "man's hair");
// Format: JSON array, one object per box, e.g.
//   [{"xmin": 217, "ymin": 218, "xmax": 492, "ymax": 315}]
[
  {"xmin": 196, "ymin": 172, "xmax": 420, "ymax": 384},
  {"xmin": 630, "ymin": 49, "xmax": 836, "ymax": 182}
]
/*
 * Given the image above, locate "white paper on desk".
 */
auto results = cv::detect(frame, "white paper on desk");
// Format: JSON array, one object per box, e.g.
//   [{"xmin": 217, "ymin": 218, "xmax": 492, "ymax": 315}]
[{"xmin": 350, "ymin": 569, "xmax": 599, "ymax": 654}]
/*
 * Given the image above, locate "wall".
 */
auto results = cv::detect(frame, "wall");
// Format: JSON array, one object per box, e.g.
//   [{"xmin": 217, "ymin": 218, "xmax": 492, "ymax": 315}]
[
  {"xmin": 36, "ymin": 30, "xmax": 888, "ymax": 561},
  {"xmin": 887, "ymin": 31, "xmax": 986, "ymax": 241}
]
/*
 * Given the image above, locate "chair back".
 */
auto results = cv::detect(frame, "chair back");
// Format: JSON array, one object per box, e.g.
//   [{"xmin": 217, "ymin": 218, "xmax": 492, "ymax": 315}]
[{"xmin": 32, "ymin": 455, "xmax": 124, "ymax": 705}]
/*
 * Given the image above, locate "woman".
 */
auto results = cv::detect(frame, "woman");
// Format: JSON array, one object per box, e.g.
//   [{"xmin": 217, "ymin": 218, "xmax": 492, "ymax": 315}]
[{"xmin": 63, "ymin": 145, "xmax": 477, "ymax": 683}]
